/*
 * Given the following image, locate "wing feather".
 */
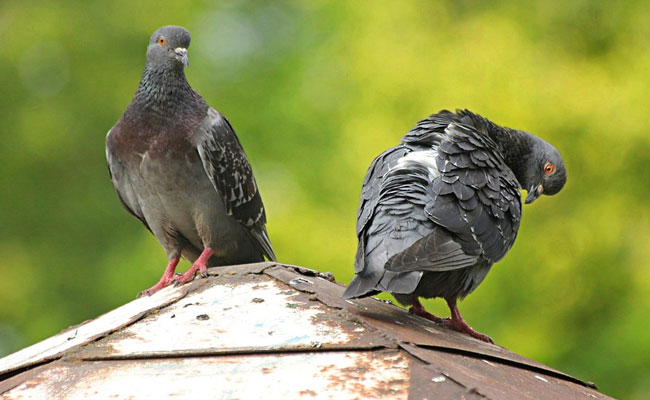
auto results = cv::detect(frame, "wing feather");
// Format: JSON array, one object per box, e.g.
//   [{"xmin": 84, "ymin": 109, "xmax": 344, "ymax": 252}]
[
  {"xmin": 106, "ymin": 128, "xmax": 152, "ymax": 232},
  {"xmin": 194, "ymin": 109, "xmax": 276, "ymax": 261}
]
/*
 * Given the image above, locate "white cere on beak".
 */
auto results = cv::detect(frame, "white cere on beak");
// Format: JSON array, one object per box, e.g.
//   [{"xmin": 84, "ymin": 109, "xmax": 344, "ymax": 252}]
[{"xmin": 174, "ymin": 47, "xmax": 189, "ymax": 67}]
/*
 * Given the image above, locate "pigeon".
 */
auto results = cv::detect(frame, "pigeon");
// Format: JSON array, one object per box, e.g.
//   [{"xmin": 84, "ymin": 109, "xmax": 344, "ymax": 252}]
[
  {"xmin": 343, "ymin": 110, "xmax": 566, "ymax": 343},
  {"xmin": 106, "ymin": 26, "xmax": 276, "ymax": 297}
]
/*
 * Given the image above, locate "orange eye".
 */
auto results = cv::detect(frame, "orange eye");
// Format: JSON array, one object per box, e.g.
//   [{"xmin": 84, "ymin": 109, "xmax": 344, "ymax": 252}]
[
  {"xmin": 544, "ymin": 163, "xmax": 555, "ymax": 174},
  {"xmin": 157, "ymin": 36, "xmax": 166, "ymax": 46}
]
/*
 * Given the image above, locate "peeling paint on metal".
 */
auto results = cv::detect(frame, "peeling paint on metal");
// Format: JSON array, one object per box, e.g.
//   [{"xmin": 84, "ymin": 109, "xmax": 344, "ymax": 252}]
[
  {"xmin": 0, "ymin": 284, "xmax": 188, "ymax": 376},
  {"xmin": 85, "ymin": 277, "xmax": 380, "ymax": 358},
  {"xmin": 2, "ymin": 351, "xmax": 410, "ymax": 400}
]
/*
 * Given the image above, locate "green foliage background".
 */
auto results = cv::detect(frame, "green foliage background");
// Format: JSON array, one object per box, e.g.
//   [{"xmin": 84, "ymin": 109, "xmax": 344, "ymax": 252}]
[{"xmin": 1, "ymin": 1, "xmax": 649, "ymax": 398}]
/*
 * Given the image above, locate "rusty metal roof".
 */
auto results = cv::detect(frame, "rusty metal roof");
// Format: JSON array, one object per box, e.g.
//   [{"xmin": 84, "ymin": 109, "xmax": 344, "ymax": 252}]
[{"xmin": 0, "ymin": 262, "xmax": 611, "ymax": 399}]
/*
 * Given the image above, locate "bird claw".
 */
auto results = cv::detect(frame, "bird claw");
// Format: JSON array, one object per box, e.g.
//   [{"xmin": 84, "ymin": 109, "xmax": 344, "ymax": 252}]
[
  {"xmin": 136, "ymin": 258, "xmax": 181, "ymax": 298},
  {"xmin": 171, "ymin": 277, "xmax": 188, "ymax": 287},
  {"xmin": 441, "ymin": 317, "xmax": 494, "ymax": 343},
  {"xmin": 171, "ymin": 269, "xmax": 205, "ymax": 287},
  {"xmin": 467, "ymin": 331, "xmax": 494, "ymax": 344},
  {"xmin": 409, "ymin": 302, "xmax": 445, "ymax": 324},
  {"xmin": 411, "ymin": 300, "xmax": 495, "ymax": 343},
  {"xmin": 137, "ymin": 281, "xmax": 171, "ymax": 298},
  {"xmin": 171, "ymin": 248, "xmax": 211, "ymax": 286}
]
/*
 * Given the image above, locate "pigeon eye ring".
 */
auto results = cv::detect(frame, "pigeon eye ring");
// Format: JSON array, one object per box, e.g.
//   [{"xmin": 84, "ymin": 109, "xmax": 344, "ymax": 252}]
[
  {"xmin": 544, "ymin": 162, "xmax": 555, "ymax": 174},
  {"xmin": 157, "ymin": 36, "xmax": 166, "ymax": 46}
]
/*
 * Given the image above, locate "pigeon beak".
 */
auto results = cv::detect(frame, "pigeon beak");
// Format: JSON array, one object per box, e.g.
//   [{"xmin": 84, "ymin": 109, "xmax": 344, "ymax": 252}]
[
  {"xmin": 525, "ymin": 184, "xmax": 544, "ymax": 204},
  {"xmin": 174, "ymin": 47, "xmax": 189, "ymax": 67}
]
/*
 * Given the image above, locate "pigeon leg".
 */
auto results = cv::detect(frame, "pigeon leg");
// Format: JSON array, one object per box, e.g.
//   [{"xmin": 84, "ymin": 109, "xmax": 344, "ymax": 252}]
[
  {"xmin": 443, "ymin": 299, "xmax": 494, "ymax": 343},
  {"xmin": 137, "ymin": 256, "xmax": 180, "ymax": 298},
  {"xmin": 409, "ymin": 299, "xmax": 446, "ymax": 323},
  {"xmin": 174, "ymin": 247, "xmax": 214, "ymax": 285}
]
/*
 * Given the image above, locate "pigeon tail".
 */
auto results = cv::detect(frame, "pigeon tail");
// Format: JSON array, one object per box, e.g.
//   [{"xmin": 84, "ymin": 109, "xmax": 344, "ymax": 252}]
[
  {"xmin": 248, "ymin": 228, "xmax": 277, "ymax": 262},
  {"xmin": 342, "ymin": 273, "xmax": 381, "ymax": 299}
]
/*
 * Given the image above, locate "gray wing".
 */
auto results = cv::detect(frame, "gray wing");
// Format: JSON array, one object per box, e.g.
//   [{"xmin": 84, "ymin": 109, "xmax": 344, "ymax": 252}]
[
  {"xmin": 385, "ymin": 226, "xmax": 477, "ymax": 273},
  {"xmin": 193, "ymin": 108, "xmax": 276, "ymax": 261},
  {"xmin": 386, "ymin": 122, "xmax": 521, "ymax": 274},
  {"xmin": 354, "ymin": 145, "xmax": 410, "ymax": 272},
  {"xmin": 353, "ymin": 110, "xmax": 463, "ymax": 272},
  {"xmin": 401, "ymin": 109, "xmax": 456, "ymax": 147},
  {"xmin": 106, "ymin": 128, "xmax": 151, "ymax": 232},
  {"xmin": 343, "ymin": 145, "xmax": 415, "ymax": 299}
]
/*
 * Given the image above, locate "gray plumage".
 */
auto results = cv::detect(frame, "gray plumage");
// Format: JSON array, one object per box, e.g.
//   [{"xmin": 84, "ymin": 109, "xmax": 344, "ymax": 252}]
[
  {"xmin": 343, "ymin": 110, "xmax": 566, "ymax": 342},
  {"xmin": 106, "ymin": 26, "xmax": 275, "ymax": 296}
]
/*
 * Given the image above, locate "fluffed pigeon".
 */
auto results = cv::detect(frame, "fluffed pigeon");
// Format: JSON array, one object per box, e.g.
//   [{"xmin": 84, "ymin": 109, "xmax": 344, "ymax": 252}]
[
  {"xmin": 343, "ymin": 110, "xmax": 567, "ymax": 343},
  {"xmin": 106, "ymin": 26, "xmax": 276, "ymax": 297}
]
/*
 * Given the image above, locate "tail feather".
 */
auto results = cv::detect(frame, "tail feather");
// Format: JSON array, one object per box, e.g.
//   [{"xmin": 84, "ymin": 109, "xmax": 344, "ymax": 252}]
[
  {"xmin": 342, "ymin": 271, "xmax": 382, "ymax": 299},
  {"xmin": 249, "ymin": 227, "xmax": 277, "ymax": 262}
]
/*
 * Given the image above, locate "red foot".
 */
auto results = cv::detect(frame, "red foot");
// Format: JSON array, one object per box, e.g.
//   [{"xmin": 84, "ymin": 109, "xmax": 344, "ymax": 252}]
[
  {"xmin": 137, "ymin": 257, "xmax": 180, "ymax": 298},
  {"xmin": 445, "ymin": 299, "xmax": 494, "ymax": 344},
  {"xmin": 409, "ymin": 299, "xmax": 446, "ymax": 324},
  {"xmin": 173, "ymin": 248, "xmax": 214, "ymax": 286}
]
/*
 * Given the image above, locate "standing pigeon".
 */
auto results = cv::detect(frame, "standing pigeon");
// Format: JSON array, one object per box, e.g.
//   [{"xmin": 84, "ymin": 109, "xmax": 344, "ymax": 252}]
[
  {"xmin": 106, "ymin": 26, "xmax": 276, "ymax": 297},
  {"xmin": 343, "ymin": 110, "xmax": 566, "ymax": 343}
]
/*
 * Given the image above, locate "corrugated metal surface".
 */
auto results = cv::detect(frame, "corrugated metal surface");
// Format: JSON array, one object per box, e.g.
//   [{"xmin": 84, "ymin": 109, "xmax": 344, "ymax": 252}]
[{"xmin": 0, "ymin": 262, "xmax": 612, "ymax": 399}]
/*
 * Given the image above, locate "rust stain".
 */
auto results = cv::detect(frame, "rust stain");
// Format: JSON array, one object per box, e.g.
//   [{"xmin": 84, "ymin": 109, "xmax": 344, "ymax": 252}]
[
  {"xmin": 401, "ymin": 343, "xmax": 609, "ymax": 400},
  {"xmin": 324, "ymin": 351, "xmax": 409, "ymax": 399},
  {"xmin": 266, "ymin": 264, "xmax": 599, "ymax": 390},
  {"xmin": 2, "ymin": 352, "xmax": 410, "ymax": 399}
]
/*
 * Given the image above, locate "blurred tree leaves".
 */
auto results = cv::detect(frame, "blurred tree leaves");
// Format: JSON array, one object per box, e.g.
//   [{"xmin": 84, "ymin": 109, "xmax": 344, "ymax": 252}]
[{"xmin": 0, "ymin": 1, "xmax": 649, "ymax": 398}]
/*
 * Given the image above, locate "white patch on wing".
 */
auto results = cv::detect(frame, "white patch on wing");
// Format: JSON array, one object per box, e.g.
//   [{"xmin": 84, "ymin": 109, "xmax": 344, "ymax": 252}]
[{"xmin": 393, "ymin": 149, "xmax": 440, "ymax": 178}]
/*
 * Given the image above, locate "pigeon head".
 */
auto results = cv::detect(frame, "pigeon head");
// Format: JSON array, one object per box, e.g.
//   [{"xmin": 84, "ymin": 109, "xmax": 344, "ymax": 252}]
[
  {"xmin": 146, "ymin": 26, "xmax": 191, "ymax": 70},
  {"xmin": 452, "ymin": 109, "xmax": 567, "ymax": 205},
  {"xmin": 521, "ymin": 135, "xmax": 567, "ymax": 204}
]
